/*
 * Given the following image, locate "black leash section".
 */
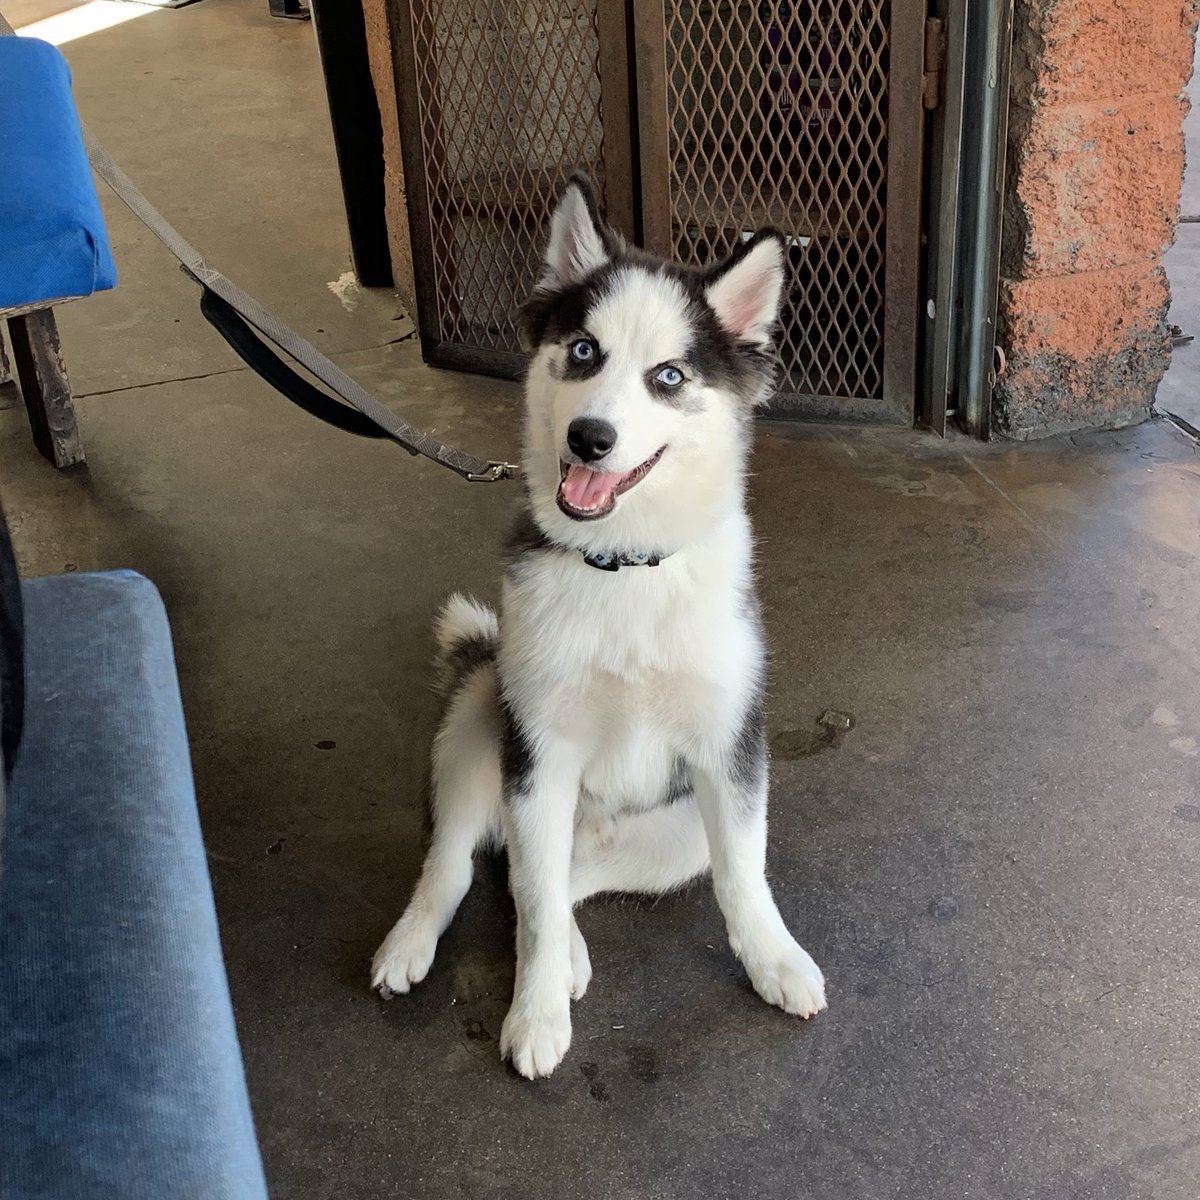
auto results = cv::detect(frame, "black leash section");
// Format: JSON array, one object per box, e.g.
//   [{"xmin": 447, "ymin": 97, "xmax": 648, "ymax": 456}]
[
  {"xmin": 0, "ymin": 9, "xmax": 517, "ymax": 483},
  {"xmin": 200, "ymin": 288, "xmax": 388, "ymax": 441}
]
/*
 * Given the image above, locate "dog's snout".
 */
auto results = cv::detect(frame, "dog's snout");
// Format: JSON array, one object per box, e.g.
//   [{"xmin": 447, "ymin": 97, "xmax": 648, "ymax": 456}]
[{"xmin": 566, "ymin": 417, "xmax": 616, "ymax": 464}]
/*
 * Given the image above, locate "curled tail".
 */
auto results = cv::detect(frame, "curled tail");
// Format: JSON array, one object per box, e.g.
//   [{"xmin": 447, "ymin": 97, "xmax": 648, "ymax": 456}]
[{"xmin": 434, "ymin": 593, "xmax": 499, "ymax": 695}]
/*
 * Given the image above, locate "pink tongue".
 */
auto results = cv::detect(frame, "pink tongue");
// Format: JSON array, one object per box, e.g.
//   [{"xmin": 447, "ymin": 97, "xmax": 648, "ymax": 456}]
[{"xmin": 561, "ymin": 464, "xmax": 626, "ymax": 510}]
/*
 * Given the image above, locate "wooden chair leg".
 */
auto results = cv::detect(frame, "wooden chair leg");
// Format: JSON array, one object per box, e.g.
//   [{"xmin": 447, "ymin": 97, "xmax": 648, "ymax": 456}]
[{"xmin": 6, "ymin": 309, "xmax": 85, "ymax": 469}]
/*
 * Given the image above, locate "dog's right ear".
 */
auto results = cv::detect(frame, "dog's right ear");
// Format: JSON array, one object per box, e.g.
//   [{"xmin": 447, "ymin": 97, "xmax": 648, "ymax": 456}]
[{"xmin": 540, "ymin": 173, "xmax": 611, "ymax": 289}]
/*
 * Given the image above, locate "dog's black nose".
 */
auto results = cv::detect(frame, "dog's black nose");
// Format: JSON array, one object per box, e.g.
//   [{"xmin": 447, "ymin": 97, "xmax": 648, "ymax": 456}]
[{"xmin": 566, "ymin": 417, "xmax": 616, "ymax": 464}]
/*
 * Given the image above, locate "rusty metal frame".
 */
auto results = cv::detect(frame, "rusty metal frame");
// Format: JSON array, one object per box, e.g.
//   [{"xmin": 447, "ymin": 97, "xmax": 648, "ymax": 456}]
[
  {"xmin": 635, "ymin": 0, "xmax": 927, "ymax": 424},
  {"xmin": 882, "ymin": 0, "xmax": 927, "ymax": 424},
  {"xmin": 632, "ymin": 1, "xmax": 672, "ymax": 256},
  {"xmin": 390, "ymin": 0, "xmax": 637, "ymax": 382},
  {"xmin": 365, "ymin": 0, "xmax": 418, "ymax": 320},
  {"xmin": 596, "ymin": 1, "xmax": 638, "ymax": 242},
  {"xmin": 388, "ymin": 0, "xmax": 442, "ymax": 371}
]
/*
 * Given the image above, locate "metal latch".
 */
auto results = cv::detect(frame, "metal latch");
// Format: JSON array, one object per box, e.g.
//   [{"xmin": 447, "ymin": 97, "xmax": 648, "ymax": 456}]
[{"xmin": 923, "ymin": 17, "xmax": 946, "ymax": 111}]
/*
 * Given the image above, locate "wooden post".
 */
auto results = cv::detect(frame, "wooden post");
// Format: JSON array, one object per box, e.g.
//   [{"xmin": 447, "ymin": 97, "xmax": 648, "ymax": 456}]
[{"xmin": 6, "ymin": 309, "xmax": 85, "ymax": 469}]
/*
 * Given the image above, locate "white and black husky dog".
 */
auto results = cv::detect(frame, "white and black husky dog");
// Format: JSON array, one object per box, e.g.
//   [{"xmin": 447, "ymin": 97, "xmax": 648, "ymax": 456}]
[{"xmin": 372, "ymin": 174, "xmax": 826, "ymax": 1078}]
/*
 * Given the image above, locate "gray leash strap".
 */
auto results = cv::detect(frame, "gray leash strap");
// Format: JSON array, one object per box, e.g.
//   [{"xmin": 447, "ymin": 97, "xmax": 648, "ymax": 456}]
[{"xmin": 1, "ymin": 11, "xmax": 517, "ymax": 483}]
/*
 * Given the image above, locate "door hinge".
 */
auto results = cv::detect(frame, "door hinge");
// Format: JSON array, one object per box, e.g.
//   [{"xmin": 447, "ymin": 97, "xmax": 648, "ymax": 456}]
[{"xmin": 923, "ymin": 16, "xmax": 946, "ymax": 111}]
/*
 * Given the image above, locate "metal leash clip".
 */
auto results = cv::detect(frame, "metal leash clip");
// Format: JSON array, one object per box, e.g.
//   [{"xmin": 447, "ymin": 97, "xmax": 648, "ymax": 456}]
[{"xmin": 466, "ymin": 461, "xmax": 521, "ymax": 483}]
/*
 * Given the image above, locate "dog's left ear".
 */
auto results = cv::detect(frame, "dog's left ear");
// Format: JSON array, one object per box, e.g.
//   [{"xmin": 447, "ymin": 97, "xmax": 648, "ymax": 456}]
[
  {"xmin": 705, "ymin": 232, "xmax": 786, "ymax": 346},
  {"xmin": 541, "ymin": 173, "xmax": 612, "ymax": 288}
]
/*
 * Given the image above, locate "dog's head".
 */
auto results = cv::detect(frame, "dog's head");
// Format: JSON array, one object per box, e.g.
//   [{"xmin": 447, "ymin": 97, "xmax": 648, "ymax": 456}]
[{"xmin": 519, "ymin": 173, "xmax": 785, "ymax": 554}]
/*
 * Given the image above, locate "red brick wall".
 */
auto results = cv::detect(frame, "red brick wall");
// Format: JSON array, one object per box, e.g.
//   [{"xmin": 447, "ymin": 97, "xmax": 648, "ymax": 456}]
[{"xmin": 994, "ymin": 0, "xmax": 1198, "ymax": 438}]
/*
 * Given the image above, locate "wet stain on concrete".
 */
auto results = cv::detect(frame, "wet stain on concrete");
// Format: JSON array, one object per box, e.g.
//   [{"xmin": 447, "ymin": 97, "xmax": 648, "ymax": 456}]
[
  {"xmin": 773, "ymin": 710, "xmax": 855, "ymax": 759},
  {"xmin": 625, "ymin": 1045, "xmax": 660, "ymax": 1083},
  {"xmin": 579, "ymin": 1061, "xmax": 609, "ymax": 1103}
]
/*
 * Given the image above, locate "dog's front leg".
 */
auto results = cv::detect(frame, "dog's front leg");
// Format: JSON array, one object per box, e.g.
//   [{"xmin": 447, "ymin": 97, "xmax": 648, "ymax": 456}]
[
  {"xmin": 499, "ymin": 733, "xmax": 581, "ymax": 1079},
  {"xmin": 693, "ymin": 708, "xmax": 827, "ymax": 1019}
]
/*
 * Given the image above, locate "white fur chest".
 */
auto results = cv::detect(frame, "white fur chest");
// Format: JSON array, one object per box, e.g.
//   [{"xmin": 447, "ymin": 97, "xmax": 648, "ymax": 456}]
[{"xmin": 498, "ymin": 517, "xmax": 762, "ymax": 802}]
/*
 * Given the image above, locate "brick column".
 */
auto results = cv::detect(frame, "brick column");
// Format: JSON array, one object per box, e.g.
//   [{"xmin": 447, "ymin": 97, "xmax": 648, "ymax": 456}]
[{"xmin": 994, "ymin": 0, "xmax": 1198, "ymax": 438}]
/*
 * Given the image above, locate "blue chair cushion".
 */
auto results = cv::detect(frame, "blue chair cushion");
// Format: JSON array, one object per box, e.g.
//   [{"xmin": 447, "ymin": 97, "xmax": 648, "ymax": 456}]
[
  {"xmin": 0, "ymin": 571, "xmax": 267, "ymax": 1200},
  {"xmin": 0, "ymin": 38, "xmax": 117, "ymax": 310}
]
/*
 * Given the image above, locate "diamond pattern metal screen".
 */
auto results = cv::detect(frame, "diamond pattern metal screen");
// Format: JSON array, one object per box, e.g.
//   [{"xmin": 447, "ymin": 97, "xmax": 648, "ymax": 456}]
[
  {"xmin": 662, "ymin": 1, "xmax": 890, "ymax": 409},
  {"xmin": 406, "ymin": 0, "xmax": 610, "ymax": 360}
]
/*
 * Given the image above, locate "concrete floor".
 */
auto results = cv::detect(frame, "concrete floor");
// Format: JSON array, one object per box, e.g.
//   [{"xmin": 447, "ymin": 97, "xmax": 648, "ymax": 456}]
[{"xmin": 4, "ymin": 4, "xmax": 1200, "ymax": 1197}]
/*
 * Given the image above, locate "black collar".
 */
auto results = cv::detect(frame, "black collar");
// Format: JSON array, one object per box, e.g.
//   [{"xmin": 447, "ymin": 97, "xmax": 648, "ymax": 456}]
[
  {"xmin": 581, "ymin": 549, "xmax": 669, "ymax": 572},
  {"xmin": 506, "ymin": 508, "xmax": 671, "ymax": 573}
]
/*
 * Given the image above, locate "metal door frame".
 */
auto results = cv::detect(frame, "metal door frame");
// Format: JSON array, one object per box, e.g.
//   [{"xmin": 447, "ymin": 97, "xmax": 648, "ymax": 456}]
[
  {"xmin": 633, "ymin": 0, "xmax": 928, "ymax": 424},
  {"xmin": 921, "ymin": 0, "xmax": 1014, "ymax": 438}
]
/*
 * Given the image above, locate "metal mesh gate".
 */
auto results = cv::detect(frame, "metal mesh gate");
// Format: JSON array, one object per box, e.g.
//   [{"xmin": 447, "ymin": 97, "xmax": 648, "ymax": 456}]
[
  {"xmin": 392, "ymin": 0, "xmax": 922, "ymax": 420},
  {"xmin": 393, "ymin": 0, "xmax": 635, "ymax": 376},
  {"xmin": 673, "ymin": 2, "xmax": 886, "ymax": 405},
  {"xmin": 637, "ymin": 0, "xmax": 924, "ymax": 420}
]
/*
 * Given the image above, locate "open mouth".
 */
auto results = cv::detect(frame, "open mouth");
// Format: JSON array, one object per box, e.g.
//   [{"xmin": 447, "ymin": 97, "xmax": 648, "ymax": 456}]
[{"xmin": 556, "ymin": 446, "xmax": 666, "ymax": 521}]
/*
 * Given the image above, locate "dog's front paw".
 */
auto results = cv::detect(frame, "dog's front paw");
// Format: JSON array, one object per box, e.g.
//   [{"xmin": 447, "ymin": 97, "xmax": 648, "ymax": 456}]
[
  {"xmin": 743, "ymin": 937, "xmax": 827, "ymax": 1019},
  {"xmin": 500, "ymin": 1001, "xmax": 572, "ymax": 1079},
  {"xmin": 371, "ymin": 914, "xmax": 438, "ymax": 997}
]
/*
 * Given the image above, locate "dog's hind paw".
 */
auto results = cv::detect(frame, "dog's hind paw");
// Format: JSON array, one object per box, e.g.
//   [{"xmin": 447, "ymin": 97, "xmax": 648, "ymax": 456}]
[
  {"xmin": 500, "ymin": 1003, "xmax": 572, "ymax": 1079},
  {"xmin": 371, "ymin": 914, "xmax": 439, "ymax": 997},
  {"xmin": 743, "ymin": 937, "xmax": 827, "ymax": 1019},
  {"xmin": 570, "ymin": 920, "xmax": 592, "ymax": 1001}
]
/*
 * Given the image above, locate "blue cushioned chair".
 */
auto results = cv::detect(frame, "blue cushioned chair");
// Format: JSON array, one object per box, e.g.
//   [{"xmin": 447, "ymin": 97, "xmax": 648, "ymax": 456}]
[
  {"xmin": 0, "ymin": 36, "xmax": 118, "ymax": 468},
  {"xmin": 0, "ymin": 570, "xmax": 269, "ymax": 1199}
]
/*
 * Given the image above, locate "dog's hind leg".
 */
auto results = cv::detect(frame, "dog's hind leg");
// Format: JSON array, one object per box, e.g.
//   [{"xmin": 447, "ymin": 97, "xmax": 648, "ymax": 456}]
[
  {"xmin": 372, "ymin": 668, "xmax": 502, "ymax": 996},
  {"xmin": 571, "ymin": 799, "xmax": 711, "ymax": 903}
]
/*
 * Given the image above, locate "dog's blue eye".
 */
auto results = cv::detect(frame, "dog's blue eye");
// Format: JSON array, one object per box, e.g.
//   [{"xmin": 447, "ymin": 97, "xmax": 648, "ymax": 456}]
[
  {"xmin": 569, "ymin": 339, "xmax": 596, "ymax": 363},
  {"xmin": 655, "ymin": 366, "xmax": 684, "ymax": 388}
]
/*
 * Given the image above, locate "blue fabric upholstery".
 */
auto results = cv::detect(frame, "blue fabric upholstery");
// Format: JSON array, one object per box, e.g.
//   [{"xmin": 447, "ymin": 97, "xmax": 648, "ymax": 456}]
[
  {"xmin": 0, "ymin": 499, "xmax": 22, "ymax": 780},
  {"xmin": 0, "ymin": 38, "xmax": 117, "ymax": 310},
  {"xmin": 0, "ymin": 571, "xmax": 267, "ymax": 1200}
]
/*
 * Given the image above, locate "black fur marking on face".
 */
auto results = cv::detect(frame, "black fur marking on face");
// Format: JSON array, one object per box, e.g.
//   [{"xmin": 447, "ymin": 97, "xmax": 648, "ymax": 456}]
[
  {"xmin": 500, "ymin": 697, "xmax": 537, "ymax": 800},
  {"xmin": 645, "ymin": 362, "xmax": 704, "ymax": 413},
  {"xmin": 562, "ymin": 337, "xmax": 607, "ymax": 382},
  {"xmin": 547, "ymin": 336, "xmax": 608, "ymax": 383},
  {"xmin": 678, "ymin": 274, "xmax": 783, "ymax": 402},
  {"xmin": 519, "ymin": 247, "xmax": 779, "ymax": 407},
  {"xmin": 519, "ymin": 268, "xmax": 620, "ymax": 351},
  {"xmin": 729, "ymin": 698, "xmax": 768, "ymax": 813}
]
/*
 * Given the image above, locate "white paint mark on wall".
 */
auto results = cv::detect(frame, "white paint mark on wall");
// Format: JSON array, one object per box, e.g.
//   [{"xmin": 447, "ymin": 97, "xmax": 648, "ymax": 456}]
[{"xmin": 327, "ymin": 271, "xmax": 361, "ymax": 313}]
